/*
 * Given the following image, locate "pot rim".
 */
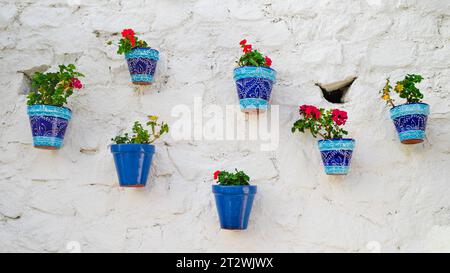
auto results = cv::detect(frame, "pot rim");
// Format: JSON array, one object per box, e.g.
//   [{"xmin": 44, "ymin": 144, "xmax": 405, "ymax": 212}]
[
  {"xmin": 318, "ymin": 138, "xmax": 355, "ymax": 143},
  {"xmin": 234, "ymin": 65, "xmax": 276, "ymax": 72},
  {"xmin": 27, "ymin": 104, "xmax": 72, "ymax": 112},
  {"xmin": 130, "ymin": 47, "xmax": 158, "ymax": 52},
  {"xmin": 390, "ymin": 102, "xmax": 429, "ymax": 110},
  {"xmin": 389, "ymin": 102, "xmax": 430, "ymax": 119},
  {"xmin": 212, "ymin": 184, "xmax": 257, "ymax": 194},
  {"xmin": 110, "ymin": 143, "xmax": 155, "ymax": 153}
]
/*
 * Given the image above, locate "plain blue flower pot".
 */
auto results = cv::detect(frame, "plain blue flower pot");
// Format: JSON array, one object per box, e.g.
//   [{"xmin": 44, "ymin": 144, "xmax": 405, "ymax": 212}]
[
  {"xmin": 233, "ymin": 66, "xmax": 276, "ymax": 112},
  {"xmin": 125, "ymin": 47, "xmax": 159, "ymax": 85},
  {"xmin": 212, "ymin": 185, "xmax": 257, "ymax": 230},
  {"xmin": 110, "ymin": 144, "xmax": 155, "ymax": 187},
  {"xmin": 27, "ymin": 105, "xmax": 72, "ymax": 150},
  {"xmin": 390, "ymin": 103, "xmax": 430, "ymax": 144},
  {"xmin": 318, "ymin": 139, "xmax": 355, "ymax": 175}
]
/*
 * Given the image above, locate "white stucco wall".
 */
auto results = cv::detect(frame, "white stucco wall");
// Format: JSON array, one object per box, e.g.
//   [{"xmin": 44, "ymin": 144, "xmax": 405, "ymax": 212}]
[{"xmin": 1, "ymin": 0, "xmax": 450, "ymax": 253}]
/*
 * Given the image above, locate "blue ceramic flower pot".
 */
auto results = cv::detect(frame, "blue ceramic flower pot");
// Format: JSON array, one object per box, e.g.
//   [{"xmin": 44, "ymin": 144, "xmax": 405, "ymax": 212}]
[
  {"xmin": 390, "ymin": 103, "xmax": 430, "ymax": 144},
  {"xmin": 233, "ymin": 66, "xmax": 276, "ymax": 112},
  {"xmin": 110, "ymin": 144, "xmax": 155, "ymax": 187},
  {"xmin": 212, "ymin": 185, "xmax": 257, "ymax": 230},
  {"xmin": 125, "ymin": 47, "xmax": 159, "ymax": 85},
  {"xmin": 318, "ymin": 139, "xmax": 355, "ymax": 175},
  {"xmin": 27, "ymin": 105, "xmax": 72, "ymax": 150}
]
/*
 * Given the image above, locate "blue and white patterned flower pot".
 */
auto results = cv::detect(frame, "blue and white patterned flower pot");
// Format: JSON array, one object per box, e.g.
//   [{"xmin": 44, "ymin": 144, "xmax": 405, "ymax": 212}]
[
  {"xmin": 233, "ymin": 66, "xmax": 276, "ymax": 112},
  {"xmin": 318, "ymin": 139, "xmax": 355, "ymax": 175},
  {"xmin": 27, "ymin": 105, "xmax": 72, "ymax": 150},
  {"xmin": 125, "ymin": 47, "xmax": 159, "ymax": 85},
  {"xmin": 390, "ymin": 103, "xmax": 430, "ymax": 144}
]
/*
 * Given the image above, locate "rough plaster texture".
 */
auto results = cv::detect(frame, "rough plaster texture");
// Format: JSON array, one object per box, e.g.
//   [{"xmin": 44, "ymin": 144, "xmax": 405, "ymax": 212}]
[{"xmin": 1, "ymin": 0, "xmax": 450, "ymax": 253}]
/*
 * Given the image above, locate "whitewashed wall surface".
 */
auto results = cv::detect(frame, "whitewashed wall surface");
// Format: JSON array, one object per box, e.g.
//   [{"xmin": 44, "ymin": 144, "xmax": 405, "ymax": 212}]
[{"xmin": 1, "ymin": 0, "xmax": 450, "ymax": 253}]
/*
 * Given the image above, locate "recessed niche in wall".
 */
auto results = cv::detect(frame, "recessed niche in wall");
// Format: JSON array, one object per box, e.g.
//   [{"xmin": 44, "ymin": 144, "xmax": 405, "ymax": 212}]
[
  {"xmin": 17, "ymin": 65, "xmax": 50, "ymax": 95},
  {"xmin": 316, "ymin": 76, "xmax": 357, "ymax": 104},
  {"xmin": 18, "ymin": 73, "xmax": 32, "ymax": 95}
]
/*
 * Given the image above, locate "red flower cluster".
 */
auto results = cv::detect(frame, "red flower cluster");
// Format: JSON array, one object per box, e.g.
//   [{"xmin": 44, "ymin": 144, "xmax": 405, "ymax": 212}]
[
  {"xmin": 214, "ymin": 170, "xmax": 221, "ymax": 180},
  {"xmin": 300, "ymin": 105, "xmax": 321, "ymax": 119},
  {"xmin": 243, "ymin": 44, "xmax": 252, "ymax": 53},
  {"xmin": 239, "ymin": 39, "xmax": 272, "ymax": 67},
  {"xmin": 331, "ymin": 109, "xmax": 348, "ymax": 125},
  {"xmin": 122, "ymin": 28, "xmax": 136, "ymax": 47},
  {"xmin": 70, "ymin": 78, "xmax": 83, "ymax": 89}
]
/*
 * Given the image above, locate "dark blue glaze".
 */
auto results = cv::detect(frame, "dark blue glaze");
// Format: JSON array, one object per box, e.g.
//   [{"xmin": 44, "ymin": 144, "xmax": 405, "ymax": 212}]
[
  {"xmin": 126, "ymin": 58, "xmax": 157, "ymax": 77},
  {"xmin": 125, "ymin": 48, "xmax": 159, "ymax": 84},
  {"xmin": 392, "ymin": 114, "xmax": 427, "ymax": 133},
  {"xmin": 319, "ymin": 150, "xmax": 354, "ymax": 167},
  {"xmin": 27, "ymin": 105, "xmax": 72, "ymax": 149},
  {"xmin": 111, "ymin": 144, "xmax": 155, "ymax": 187},
  {"xmin": 233, "ymin": 66, "xmax": 276, "ymax": 111},
  {"xmin": 317, "ymin": 139, "xmax": 355, "ymax": 175},
  {"xmin": 389, "ymin": 103, "xmax": 430, "ymax": 143},
  {"xmin": 212, "ymin": 185, "xmax": 257, "ymax": 230},
  {"xmin": 235, "ymin": 77, "xmax": 273, "ymax": 101},
  {"xmin": 29, "ymin": 115, "xmax": 69, "ymax": 139}
]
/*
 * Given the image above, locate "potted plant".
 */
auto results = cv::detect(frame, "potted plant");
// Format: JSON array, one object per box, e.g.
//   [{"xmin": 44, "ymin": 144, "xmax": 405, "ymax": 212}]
[
  {"xmin": 212, "ymin": 169, "xmax": 257, "ymax": 230},
  {"xmin": 380, "ymin": 74, "xmax": 430, "ymax": 144},
  {"xmin": 292, "ymin": 105, "xmax": 355, "ymax": 175},
  {"xmin": 26, "ymin": 64, "xmax": 84, "ymax": 150},
  {"xmin": 112, "ymin": 28, "xmax": 159, "ymax": 85},
  {"xmin": 110, "ymin": 116, "xmax": 168, "ymax": 187},
  {"xmin": 233, "ymin": 39, "xmax": 276, "ymax": 113}
]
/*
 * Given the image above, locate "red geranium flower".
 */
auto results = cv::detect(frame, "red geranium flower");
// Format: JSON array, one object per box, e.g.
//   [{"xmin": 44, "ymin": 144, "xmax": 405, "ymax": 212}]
[
  {"xmin": 265, "ymin": 56, "xmax": 272, "ymax": 67},
  {"xmin": 70, "ymin": 78, "xmax": 83, "ymax": 89},
  {"xmin": 331, "ymin": 109, "xmax": 348, "ymax": 125},
  {"xmin": 122, "ymin": 29, "xmax": 136, "ymax": 47},
  {"xmin": 300, "ymin": 105, "xmax": 321, "ymax": 119},
  {"xmin": 129, "ymin": 36, "xmax": 136, "ymax": 47},
  {"xmin": 214, "ymin": 170, "xmax": 221, "ymax": 180},
  {"xmin": 121, "ymin": 28, "xmax": 135, "ymax": 38},
  {"xmin": 239, "ymin": 39, "xmax": 247, "ymax": 46},
  {"xmin": 243, "ymin": 44, "xmax": 252, "ymax": 53}
]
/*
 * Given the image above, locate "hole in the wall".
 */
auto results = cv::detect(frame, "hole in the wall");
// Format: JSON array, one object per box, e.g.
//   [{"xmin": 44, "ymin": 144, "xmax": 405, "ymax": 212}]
[
  {"xmin": 316, "ymin": 76, "xmax": 357, "ymax": 104},
  {"xmin": 19, "ymin": 73, "xmax": 32, "ymax": 95},
  {"xmin": 17, "ymin": 65, "xmax": 50, "ymax": 95}
]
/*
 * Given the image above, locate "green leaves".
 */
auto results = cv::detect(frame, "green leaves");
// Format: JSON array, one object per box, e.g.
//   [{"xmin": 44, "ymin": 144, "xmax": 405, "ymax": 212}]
[
  {"xmin": 292, "ymin": 107, "xmax": 349, "ymax": 140},
  {"xmin": 382, "ymin": 74, "xmax": 425, "ymax": 106},
  {"xmin": 111, "ymin": 116, "xmax": 169, "ymax": 144},
  {"xmin": 130, "ymin": 121, "xmax": 150, "ymax": 144},
  {"xmin": 117, "ymin": 38, "xmax": 133, "ymax": 55},
  {"xmin": 237, "ymin": 50, "xmax": 268, "ymax": 67},
  {"xmin": 216, "ymin": 169, "xmax": 250, "ymax": 186},
  {"xmin": 396, "ymin": 74, "xmax": 424, "ymax": 103},
  {"xmin": 112, "ymin": 133, "xmax": 130, "ymax": 144},
  {"xmin": 26, "ymin": 64, "xmax": 84, "ymax": 107},
  {"xmin": 117, "ymin": 37, "xmax": 149, "ymax": 55}
]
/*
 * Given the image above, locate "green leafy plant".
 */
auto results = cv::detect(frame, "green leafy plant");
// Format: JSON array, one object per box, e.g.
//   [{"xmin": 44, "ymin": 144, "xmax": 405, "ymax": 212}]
[
  {"xmin": 292, "ymin": 105, "xmax": 349, "ymax": 140},
  {"xmin": 26, "ymin": 64, "xmax": 84, "ymax": 107},
  {"xmin": 237, "ymin": 39, "xmax": 272, "ymax": 68},
  {"xmin": 213, "ymin": 169, "xmax": 250, "ymax": 186},
  {"xmin": 108, "ymin": 28, "xmax": 149, "ymax": 55},
  {"xmin": 112, "ymin": 116, "xmax": 169, "ymax": 144},
  {"xmin": 380, "ymin": 74, "xmax": 425, "ymax": 107}
]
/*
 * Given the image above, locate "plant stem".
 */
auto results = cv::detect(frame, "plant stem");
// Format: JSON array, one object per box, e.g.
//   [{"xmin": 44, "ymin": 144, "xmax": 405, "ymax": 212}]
[{"xmin": 388, "ymin": 99, "xmax": 395, "ymax": 108}]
